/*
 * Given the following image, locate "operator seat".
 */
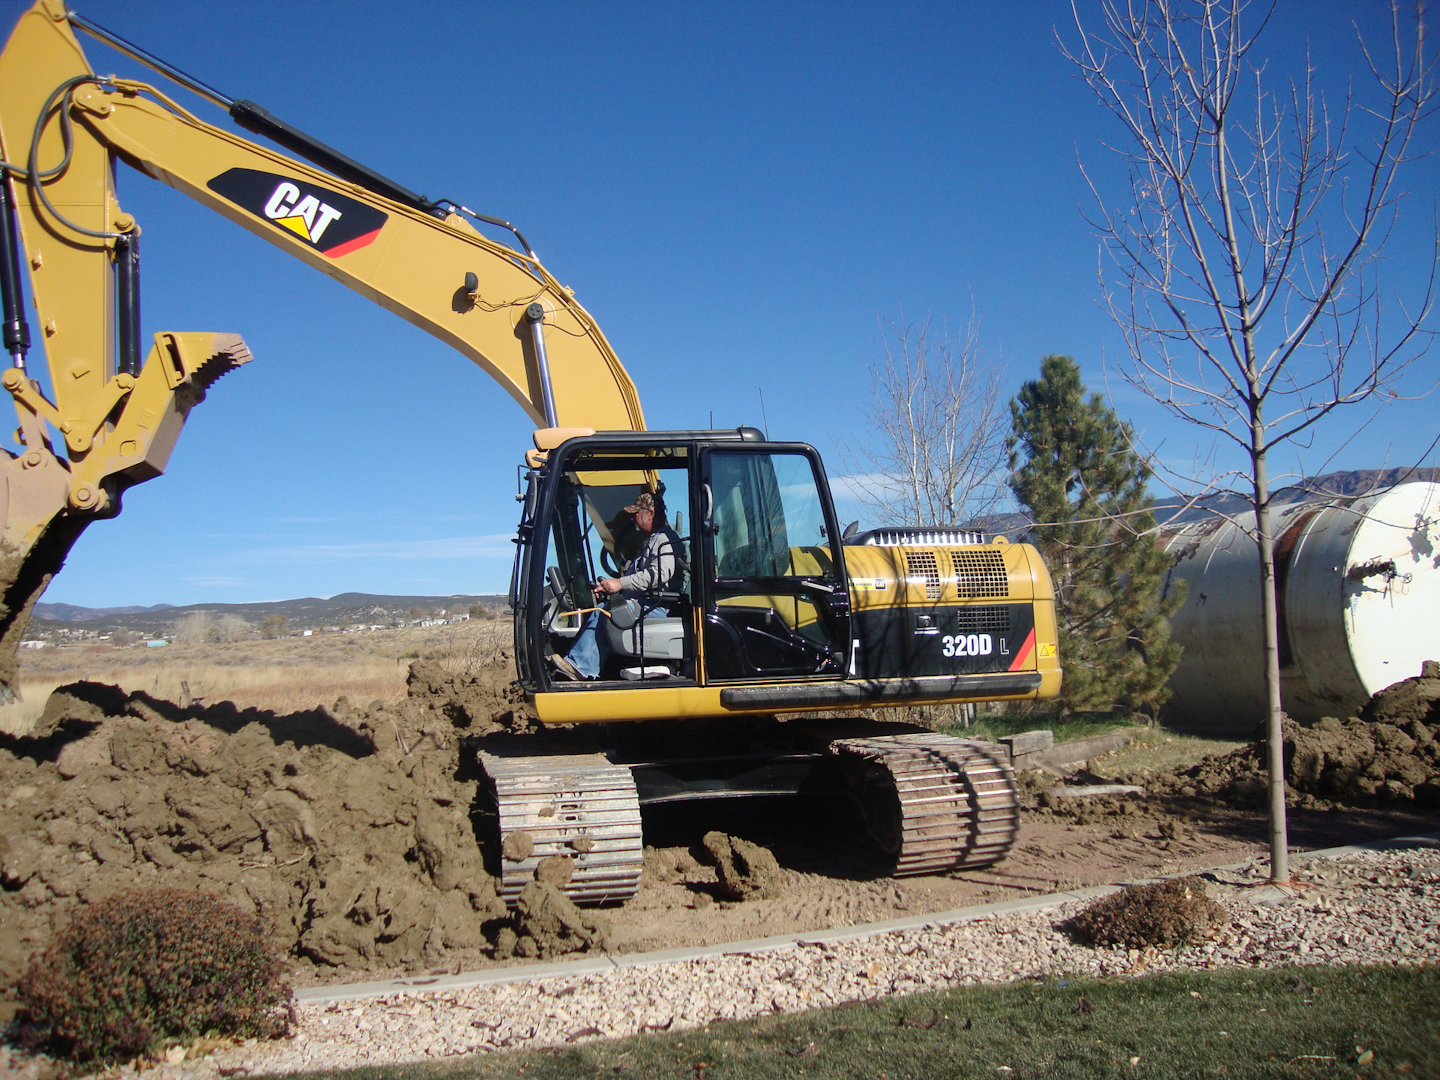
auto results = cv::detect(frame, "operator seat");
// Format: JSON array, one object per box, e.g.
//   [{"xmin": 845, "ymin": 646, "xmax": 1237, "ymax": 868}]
[
  {"xmin": 602, "ymin": 531, "xmax": 691, "ymax": 673},
  {"xmin": 602, "ymin": 609, "xmax": 687, "ymax": 662}
]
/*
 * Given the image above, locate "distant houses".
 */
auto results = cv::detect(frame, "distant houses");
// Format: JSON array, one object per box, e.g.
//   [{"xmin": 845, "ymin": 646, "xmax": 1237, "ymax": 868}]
[{"xmin": 19, "ymin": 598, "xmax": 505, "ymax": 652}]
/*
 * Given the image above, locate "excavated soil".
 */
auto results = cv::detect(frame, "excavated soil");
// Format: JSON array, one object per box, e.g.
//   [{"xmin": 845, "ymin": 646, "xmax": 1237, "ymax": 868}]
[
  {"xmin": 700, "ymin": 830, "xmax": 785, "ymax": 901},
  {"xmin": 0, "ymin": 659, "xmax": 530, "ymax": 993},
  {"xmin": 1088, "ymin": 662, "xmax": 1440, "ymax": 809},
  {"xmin": 1, "ymin": 655, "xmax": 1438, "ymax": 1002}
]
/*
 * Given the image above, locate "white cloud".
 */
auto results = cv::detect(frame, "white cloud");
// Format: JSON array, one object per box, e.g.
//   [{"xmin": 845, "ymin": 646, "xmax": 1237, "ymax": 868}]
[
  {"xmin": 183, "ymin": 575, "xmax": 252, "ymax": 588},
  {"xmin": 226, "ymin": 533, "xmax": 517, "ymax": 565},
  {"xmin": 827, "ymin": 472, "xmax": 906, "ymax": 502}
]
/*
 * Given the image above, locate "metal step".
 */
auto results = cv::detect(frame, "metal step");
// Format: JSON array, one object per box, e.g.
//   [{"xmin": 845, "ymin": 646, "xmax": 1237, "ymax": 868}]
[
  {"xmin": 829, "ymin": 732, "xmax": 1020, "ymax": 876},
  {"xmin": 477, "ymin": 749, "xmax": 644, "ymax": 907}
]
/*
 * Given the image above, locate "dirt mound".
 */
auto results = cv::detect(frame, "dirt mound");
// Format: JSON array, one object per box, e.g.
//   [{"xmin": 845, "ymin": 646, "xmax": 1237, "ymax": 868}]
[
  {"xmin": 401, "ymin": 659, "xmax": 534, "ymax": 737},
  {"xmin": 1067, "ymin": 876, "xmax": 1225, "ymax": 949},
  {"xmin": 1133, "ymin": 663, "xmax": 1440, "ymax": 808},
  {"xmin": 700, "ymin": 831, "xmax": 785, "ymax": 901},
  {"xmin": 1360, "ymin": 660, "xmax": 1440, "ymax": 727},
  {"xmin": 640, "ymin": 845, "xmax": 702, "ymax": 888},
  {"xmin": 492, "ymin": 881, "xmax": 609, "ymax": 961},
  {"xmin": 0, "ymin": 659, "xmax": 535, "ymax": 991}
]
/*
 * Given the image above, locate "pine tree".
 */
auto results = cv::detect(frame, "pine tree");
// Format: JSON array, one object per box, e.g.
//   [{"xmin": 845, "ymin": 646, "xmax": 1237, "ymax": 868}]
[{"xmin": 1007, "ymin": 355, "xmax": 1183, "ymax": 716}]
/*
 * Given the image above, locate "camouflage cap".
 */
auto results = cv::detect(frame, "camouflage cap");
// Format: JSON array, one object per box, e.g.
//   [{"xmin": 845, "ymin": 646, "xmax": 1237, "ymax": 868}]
[{"xmin": 622, "ymin": 492, "xmax": 656, "ymax": 514}]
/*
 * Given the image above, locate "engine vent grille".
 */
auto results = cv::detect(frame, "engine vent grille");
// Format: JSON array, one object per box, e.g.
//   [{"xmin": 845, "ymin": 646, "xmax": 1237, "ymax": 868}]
[
  {"xmin": 904, "ymin": 550, "xmax": 943, "ymax": 600},
  {"xmin": 850, "ymin": 527, "xmax": 988, "ymax": 547},
  {"xmin": 952, "ymin": 605, "xmax": 1012, "ymax": 634},
  {"xmin": 948, "ymin": 549, "xmax": 1009, "ymax": 598}
]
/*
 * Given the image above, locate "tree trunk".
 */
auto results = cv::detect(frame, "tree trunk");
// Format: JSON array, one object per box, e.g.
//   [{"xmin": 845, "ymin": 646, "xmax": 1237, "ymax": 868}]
[{"xmin": 1252, "ymin": 445, "xmax": 1290, "ymax": 883}]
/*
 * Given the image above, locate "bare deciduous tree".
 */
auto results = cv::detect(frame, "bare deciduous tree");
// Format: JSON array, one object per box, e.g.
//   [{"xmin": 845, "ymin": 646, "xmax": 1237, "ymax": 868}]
[
  {"xmin": 214, "ymin": 614, "xmax": 251, "ymax": 643},
  {"xmin": 174, "ymin": 611, "xmax": 250, "ymax": 643},
  {"xmin": 840, "ymin": 311, "xmax": 1009, "ymax": 529},
  {"xmin": 173, "ymin": 611, "xmax": 214, "ymax": 645},
  {"xmin": 1064, "ymin": 0, "xmax": 1437, "ymax": 881}
]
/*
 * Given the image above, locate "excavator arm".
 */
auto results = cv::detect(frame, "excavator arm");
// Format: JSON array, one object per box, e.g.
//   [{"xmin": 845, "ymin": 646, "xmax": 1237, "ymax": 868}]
[{"xmin": 0, "ymin": 1, "xmax": 645, "ymax": 694}]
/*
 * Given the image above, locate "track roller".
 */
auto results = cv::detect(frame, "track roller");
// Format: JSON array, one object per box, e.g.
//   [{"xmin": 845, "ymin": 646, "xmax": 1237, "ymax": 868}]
[{"xmin": 829, "ymin": 732, "xmax": 1019, "ymax": 875}]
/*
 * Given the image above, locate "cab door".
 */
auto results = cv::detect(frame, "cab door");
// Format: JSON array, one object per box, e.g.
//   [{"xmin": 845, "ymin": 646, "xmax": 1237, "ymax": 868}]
[{"xmin": 698, "ymin": 447, "xmax": 851, "ymax": 681}]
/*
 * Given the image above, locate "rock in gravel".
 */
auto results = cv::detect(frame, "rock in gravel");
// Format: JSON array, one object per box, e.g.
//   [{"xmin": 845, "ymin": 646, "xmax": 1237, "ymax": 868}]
[{"xmin": 701, "ymin": 831, "xmax": 784, "ymax": 901}]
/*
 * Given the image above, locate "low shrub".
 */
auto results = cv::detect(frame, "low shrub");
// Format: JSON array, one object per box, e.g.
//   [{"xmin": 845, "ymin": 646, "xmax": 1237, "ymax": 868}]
[
  {"xmin": 1067, "ymin": 876, "xmax": 1226, "ymax": 949},
  {"xmin": 17, "ymin": 888, "xmax": 292, "ymax": 1062}
]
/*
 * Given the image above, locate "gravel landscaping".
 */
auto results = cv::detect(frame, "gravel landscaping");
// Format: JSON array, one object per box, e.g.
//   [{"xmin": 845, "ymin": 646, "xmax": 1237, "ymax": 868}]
[{"xmin": 16, "ymin": 840, "xmax": 1429, "ymax": 1079}]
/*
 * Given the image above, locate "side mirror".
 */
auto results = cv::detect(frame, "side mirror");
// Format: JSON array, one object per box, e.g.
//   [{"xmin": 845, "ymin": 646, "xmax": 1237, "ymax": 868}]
[{"xmin": 520, "ymin": 470, "xmax": 539, "ymax": 523}]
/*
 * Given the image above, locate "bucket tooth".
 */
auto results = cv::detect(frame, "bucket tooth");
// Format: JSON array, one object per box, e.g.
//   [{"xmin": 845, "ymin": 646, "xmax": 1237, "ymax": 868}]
[
  {"xmin": 0, "ymin": 330, "xmax": 253, "ymax": 700},
  {"xmin": 186, "ymin": 333, "xmax": 253, "ymax": 393}
]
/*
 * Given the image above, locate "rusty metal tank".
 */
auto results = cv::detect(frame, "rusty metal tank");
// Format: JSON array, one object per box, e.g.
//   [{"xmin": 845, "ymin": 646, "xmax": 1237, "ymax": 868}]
[{"xmin": 1160, "ymin": 482, "xmax": 1440, "ymax": 732}]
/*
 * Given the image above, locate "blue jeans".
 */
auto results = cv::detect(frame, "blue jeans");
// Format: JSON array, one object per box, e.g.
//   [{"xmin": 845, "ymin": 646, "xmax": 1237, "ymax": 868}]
[
  {"xmin": 565, "ymin": 611, "xmax": 609, "ymax": 678},
  {"xmin": 566, "ymin": 603, "xmax": 674, "ymax": 678}
]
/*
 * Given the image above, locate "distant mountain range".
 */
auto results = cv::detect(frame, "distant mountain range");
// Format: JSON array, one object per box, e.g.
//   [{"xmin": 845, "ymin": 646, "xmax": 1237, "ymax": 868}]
[
  {"xmin": 1278, "ymin": 467, "xmax": 1440, "ymax": 497},
  {"xmin": 1150, "ymin": 467, "xmax": 1440, "ymax": 524},
  {"xmin": 35, "ymin": 602, "xmax": 175, "ymax": 622},
  {"xmin": 967, "ymin": 467, "xmax": 1440, "ymax": 536},
  {"xmin": 33, "ymin": 592, "xmax": 509, "ymax": 633}
]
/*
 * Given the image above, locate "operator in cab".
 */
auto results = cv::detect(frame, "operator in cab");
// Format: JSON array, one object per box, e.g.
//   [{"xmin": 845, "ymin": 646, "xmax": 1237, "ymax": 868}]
[{"xmin": 552, "ymin": 492, "xmax": 684, "ymax": 680}]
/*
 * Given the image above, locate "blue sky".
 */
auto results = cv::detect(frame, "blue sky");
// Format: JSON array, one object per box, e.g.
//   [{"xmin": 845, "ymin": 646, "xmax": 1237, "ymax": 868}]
[{"xmin": 3, "ymin": 0, "xmax": 1436, "ymax": 606}]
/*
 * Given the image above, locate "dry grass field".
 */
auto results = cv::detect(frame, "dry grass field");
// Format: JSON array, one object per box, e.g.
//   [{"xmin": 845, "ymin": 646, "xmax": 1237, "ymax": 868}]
[{"xmin": 1, "ymin": 617, "xmax": 513, "ymax": 735}]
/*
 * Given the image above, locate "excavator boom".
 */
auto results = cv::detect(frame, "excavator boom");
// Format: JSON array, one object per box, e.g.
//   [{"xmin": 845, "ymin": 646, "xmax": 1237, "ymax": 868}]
[{"xmin": 0, "ymin": 0, "xmax": 645, "ymax": 693}]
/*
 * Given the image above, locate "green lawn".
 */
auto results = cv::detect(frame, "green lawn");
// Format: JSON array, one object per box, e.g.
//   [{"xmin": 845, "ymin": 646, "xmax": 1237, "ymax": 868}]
[
  {"xmin": 264, "ymin": 963, "xmax": 1440, "ymax": 1080},
  {"xmin": 972, "ymin": 715, "xmax": 1134, "ymax": 742},
  {"xmin": 931, "ymin": 709, "xmax": 1139, "ymax": 743}
]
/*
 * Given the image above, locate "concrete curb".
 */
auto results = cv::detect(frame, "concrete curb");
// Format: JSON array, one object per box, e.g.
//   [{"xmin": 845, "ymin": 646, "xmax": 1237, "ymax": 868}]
[{"xmin": 292, "ymin": 830, "xmax": 1440, "ymax": 1005}]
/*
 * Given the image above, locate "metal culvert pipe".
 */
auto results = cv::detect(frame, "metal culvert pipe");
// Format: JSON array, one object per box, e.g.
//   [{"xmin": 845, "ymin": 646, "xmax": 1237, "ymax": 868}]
[{"xmin": 1160, "ymin": 482, "xmax": 1440, "ymax": 732}]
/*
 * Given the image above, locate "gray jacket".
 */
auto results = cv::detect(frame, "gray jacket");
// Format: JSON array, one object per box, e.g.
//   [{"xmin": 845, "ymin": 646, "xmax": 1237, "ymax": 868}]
[{"xmin": 619, "ymin": 527, "xmax": 685, "ymax": 597}]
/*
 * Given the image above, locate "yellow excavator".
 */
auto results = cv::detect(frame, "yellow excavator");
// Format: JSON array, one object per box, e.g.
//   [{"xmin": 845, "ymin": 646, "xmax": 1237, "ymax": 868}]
[{"xmin": 0, "ymin": 1, "xmax": 1061, "ymax": 904}]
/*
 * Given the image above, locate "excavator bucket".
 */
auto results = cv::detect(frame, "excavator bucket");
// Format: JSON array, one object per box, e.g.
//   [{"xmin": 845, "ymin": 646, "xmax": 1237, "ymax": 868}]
[
  {"xmin": 0, "ymin": 4, "xmax": 256, "ymax": 700},
  {"xmin": 0, "ymin": 332, "xmax": 251, "ymax": 701}
]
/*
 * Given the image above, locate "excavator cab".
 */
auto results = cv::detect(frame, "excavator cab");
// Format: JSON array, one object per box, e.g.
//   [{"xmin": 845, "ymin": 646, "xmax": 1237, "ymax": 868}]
[
  {"xmin": 512, "ymin": 427, "xmax": 853, "ymax": 712},
  {"xmin": 534, "ymin": 444, "xmax": 695, "ymax": 681}
]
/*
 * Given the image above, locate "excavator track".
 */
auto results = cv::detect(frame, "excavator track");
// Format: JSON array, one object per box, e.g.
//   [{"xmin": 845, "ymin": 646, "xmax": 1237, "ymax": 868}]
[
  {"xmin": 477, "ymin": 748, "xmax": 644, "ymax": 907},
  {"xmin": 829, "ymin": 733, "xmax": 1019, "ymax": 875}
]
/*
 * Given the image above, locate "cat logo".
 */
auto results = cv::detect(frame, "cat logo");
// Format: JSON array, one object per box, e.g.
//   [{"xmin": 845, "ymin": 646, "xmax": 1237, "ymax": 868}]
[
  {"xmin": 206, "ymin": 168, "xmax": 387, "ymax": 258},
  {"xmin": 263, "ymin": 182, "xmax": 343, "ymax": 244}
]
